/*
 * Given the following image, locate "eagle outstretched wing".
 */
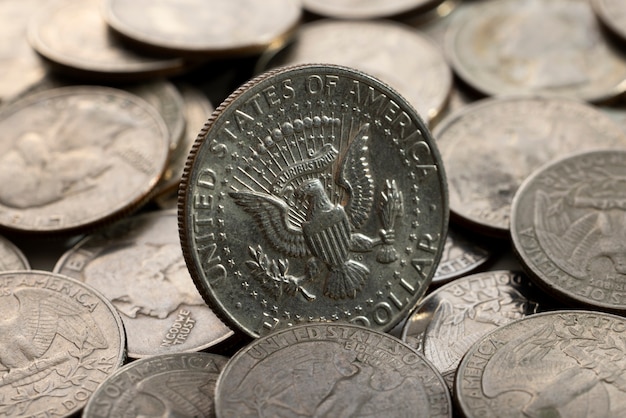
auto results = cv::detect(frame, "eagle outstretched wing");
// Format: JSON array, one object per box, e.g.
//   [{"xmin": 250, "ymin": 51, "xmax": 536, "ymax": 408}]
[
  {"xmin": 229, "ymin": 190, "xmax": 310, "ymax": 258},
  {"xmin": 337, "ymin": 123, "xmax": 375, "ymax": 230}
]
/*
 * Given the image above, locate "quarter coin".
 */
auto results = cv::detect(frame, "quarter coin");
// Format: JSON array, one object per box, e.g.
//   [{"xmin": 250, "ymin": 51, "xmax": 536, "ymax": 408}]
[
  {"xmin": 302, "ymin": 0, "xmax": 446, "ymax": 20},
  {"xmin": 179, "ymin": 64, "xmax": 448, "ymax": 338}
]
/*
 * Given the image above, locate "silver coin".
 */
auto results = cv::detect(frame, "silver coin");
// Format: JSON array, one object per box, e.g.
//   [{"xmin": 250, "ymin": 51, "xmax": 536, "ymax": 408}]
[
  {"xmin": 54, "ymin": 210, "xmax": 233, "ymax": 358},
  {"xmin": 511, "ymin": 150, "xmax": 626, "ymax": 313},
  {"xmin": 434, "ymin": 95, "xmax": 626, "ymax": 238},
  {"xmin": 445, "ymin": 0, "xmax": 626, "ymax": 102},
  {"xmin": 302, "ymin": 0, "xmax": 446, "ymax": 19},
  {"xmin": 0, "ymin": 270, "xmax": 125, "ymax": 417},
  {"xmin": 0, "ymin": 85, "xmax": 170, "ymax": 235},
  {"xmin": 591, "ymin": 0, "xmax": 626, "ymax": 44},
  {"xmin": 83, "ymin": 352, "xmax": 229, "ymax": 418},
  {"xmin": 0, "ymin": 235, "xmax": 29, "ymax": 270},
  {"xmin": 215, "ymin": 323, "xmax": 452, "ymax": 417},
  {"xmin": 431, "ymin": 226, "xmax": 492, "ymax": 285},
  {"xmin": 401, "ymin": 270, "xmax": 542, "ymax": 389},
  {"xmin": 455, "ymin": 310, "xmax": 626, "ymax": 417},
  {"xmin": 259, "ymin": 19, "xmax": 452, "ymax": 126},
  {"xmin": 179, "ymin": 64, "xmax": 448, "ymax": 338}
]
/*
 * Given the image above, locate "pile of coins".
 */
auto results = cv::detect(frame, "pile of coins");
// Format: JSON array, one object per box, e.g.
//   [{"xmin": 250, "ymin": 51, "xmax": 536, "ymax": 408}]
[{"xmin": 1, "ymin": 0, "xmax": 626, "ymax": 416}]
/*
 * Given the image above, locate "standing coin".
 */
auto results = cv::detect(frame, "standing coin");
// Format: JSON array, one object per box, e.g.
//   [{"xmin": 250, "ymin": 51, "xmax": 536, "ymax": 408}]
[
  {"xmin": 401, "ymin": 270, "xmax": 543, "ymax": 388},
  {"xmin": 259, "ymin": 19, "xmax": 452, "ymax": 126},
  {"xmin": 0, "ymin": 86, "xmax": 169, "ymax": 235},
  {"xmin": 455, "ymin": 310, "xmax": 626, "ymax": 417},
  {"xmin": 591, "ymin": 0, "xmax": 626, "ymax": 44},
  {"xmin": 179, "ymin": 64, "xmax": 448, "ymax": 338},
  {"xmin": 511, "ymin": 150, "xmax": 626, "ymax": 313},
  {"xmin": 302, "ymin": 0, "xmax": 446, "ymax": 19},
  {"xmin": 54, "ymin": 210, "xmax": 233, "ymax": 358},
  {"xmin": 444, "ymin": 0, "xmax": 626, "ymax": 102},
  {"xmin": 0, "ymin": 235, "xmax": 29, "ymax": 270},
  {"xmin": 102, "ymin": 0, "xmax": 302, "ymax": 58},
  {"xmin": 0, "ymin": 270, "xmax": 125, "ymax": 417},
  {"xmin": 215, "ymin": 323, "xmax": 451, "ymax": 417},
  {"xmin": 83, "ymin": 352, "xmax": 229, "ymax": 418},
  {"xmin": 434, "ymin": 95, "xmax": 626, "ymax": 238},
  {"xmin": 27, "ymin": 0, "xmax": 186, "ymax": 83}
]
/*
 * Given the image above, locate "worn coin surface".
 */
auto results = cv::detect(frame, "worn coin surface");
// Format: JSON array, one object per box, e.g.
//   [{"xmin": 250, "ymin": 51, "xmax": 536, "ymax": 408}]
[
  {"xmin": 215, "ymin": 323, "xmax": 451, "ymax": 417},
  {"xmin": 302, "ymin": 0, "xmax": 444, "ymax": 19},
  {"xmin": 0, "ymin": 85, "xmax": 169, "ymax": 235},
  {"xmin": 0, "ymin": 270, "xmax": 125, "ymax": 417},
  {"xmin": 54, "ymin": 210, "xmax": 233, "ymax": 358},
  {"xmin": 401, "ymin": 270, "xmax": 543, "ymax": 389},
  {"xmin": 179, "ymin": 64, "xmax": 448, "ymax": 338},
  {"xmin": 103, "ymin": 0, "xmax": 302, "ymax": 58},
  {"xmin": 259, "ymin": 19, "xmax": 452, "ymax": 125},
  {"xmin": 431, "ymin": 226, "xmax": 492, "ymax": 285},
  {"xmin": 455, "ymin": 310, "xmax": 626, "ymax": 417},
  {"xmin": 511, "ymin": 150, "xmax": 626, "ymax": 313},
  {"xmin": 83, "ymin": 352, "xmax": 229, "ymax": 418},
  {"xmin": 27, "ymin": 0, "xmax": 186, "ymax": 82},
  {"xmin": 434, "ymin": 95, "xmax": 626, "ymax": 238},
  {"xmin": 0, "ymin": 235, "xmax": 30, "ymax": 271},
  {"xmin": 591, "ymin": 0, "xmax": 626, "ymax": 44},
  {"xmin": 445, "ymin": 0, "xmax": 626, "ymax": 102}
]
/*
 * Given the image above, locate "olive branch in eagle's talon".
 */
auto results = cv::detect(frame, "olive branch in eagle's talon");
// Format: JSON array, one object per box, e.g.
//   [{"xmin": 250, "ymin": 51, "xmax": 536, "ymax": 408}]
[
  {"xmin": 245, "ymin": 245, "xmax": 316, "ymax": 301},
  {"xmin": 377, "ymin": 179, "xmax": 404, "ymax": 264}
]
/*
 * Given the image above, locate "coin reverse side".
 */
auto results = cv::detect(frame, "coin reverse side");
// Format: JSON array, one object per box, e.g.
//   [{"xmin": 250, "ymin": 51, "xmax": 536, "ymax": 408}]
[{"xmin": 179, "ymin": 64, "xmax": 448, "ymax": 338}]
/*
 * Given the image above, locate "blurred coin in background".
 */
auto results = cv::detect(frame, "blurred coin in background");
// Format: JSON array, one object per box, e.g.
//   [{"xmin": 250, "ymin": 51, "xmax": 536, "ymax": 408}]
[
  {"xmin": 434, "ymin": 95, "xmax": 626, "ymax": 238},
  {"xmin": 302, "ymin": 0, "xmax": 446, "ymax": 20},
  {"xmin": 0, "ymin": 235, "xmax": 30, "ymax": 270},
  {"xmin": 0, "ymin": 86, "xmax": 169, "ymax": 236},
  {"xmin": 511, "ymin": 149, "xmax": 626, "ymax": 314},
  {"xmin": 591, "ymin": 0, "xmax": 626, "ymax": 45}
]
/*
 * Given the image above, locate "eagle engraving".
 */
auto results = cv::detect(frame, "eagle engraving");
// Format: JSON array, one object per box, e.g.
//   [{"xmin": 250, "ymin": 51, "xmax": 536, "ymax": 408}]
[{"xmin": 230, "ymin": 123, "xmax": 378, "ymax": 299}]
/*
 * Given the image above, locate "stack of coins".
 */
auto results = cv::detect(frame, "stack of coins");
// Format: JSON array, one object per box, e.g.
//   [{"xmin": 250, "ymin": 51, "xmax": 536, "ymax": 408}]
[{"xmin": 2, "ymin": 0, "xmax": 626, "ymax": 416}]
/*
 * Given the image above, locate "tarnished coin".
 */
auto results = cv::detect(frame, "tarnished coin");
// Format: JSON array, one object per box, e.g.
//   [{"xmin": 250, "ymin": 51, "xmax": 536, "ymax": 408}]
[
  {"xmin": 259, "ymin": 19, "xmax": 452, "ymax": 125},
  {"xmin": 83, "ymin": 352, "xmax": 229, "ymax": 418},
  {"xmin": 153, "ymin": 83, "xmax": 214, "ymax": 200},
  {"xmin": 445, "ymin": 0, "xmax": 626, "ymax": 102},
  {"xmin": 431, "ymin": 226, "xmax": 492, "ymax": 285},
  {"xmin": 215, "ymin": 323, "xmax": 452, "ymax": 417},
  {"xmin": 0, "ymin": 85, "xmax": 169, "ymax": 235},
  {"xmin": 401, "ymin": 270, "xmax": 542, "ymax": 389},
  {"xmin": 0, "ymin": 270, "xmax": 125, "ymax": 417},
  {"xmin": 0, "ymin": 0, "xmax": 47, "ymax": 105},
  {"xmin": 0, "ymin": 235, "xmax": 29, "ymax": 270},
  {"xmin": 54, "ymin": 210, "xmax": 233, "ymax": 358},
  {"xmin": 179, "ymin": 64, "xmax": 448, "ymax": 338},
  {"xmin": 455, "ymin": 310, "xmax": 626, "ymax": 417},
  {"xmin": 302, "ymin": 0, "xmax": 445, "ymax": 19},
  {"xmin": 511, "ymin": 150, "xmax": 626, "ymax": 313},
  {"xmin": 103, "ymin": 0, "xmax": 302, "ymax": 58},
  {"xmin": 27, "ymin": 0, "xmax": 186, "ymax": 82},
  {"xmin": 434, "ymin": 95, "xmax": 626, "ymax": 238},
  {"xmin": 592, "ymin": 0, "xmax": 626, "ymax": 44}
]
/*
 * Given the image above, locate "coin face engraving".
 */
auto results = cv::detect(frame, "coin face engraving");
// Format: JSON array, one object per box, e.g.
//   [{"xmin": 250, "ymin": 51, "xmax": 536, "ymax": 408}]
[{"xmin": 180, "ymin": 65, "xmax": 448, "ymax": 338}]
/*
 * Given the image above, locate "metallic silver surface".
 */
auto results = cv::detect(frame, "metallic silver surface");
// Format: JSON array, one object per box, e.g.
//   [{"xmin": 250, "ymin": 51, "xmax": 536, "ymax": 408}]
[
  {"xmin": 215, "ymin": 323, "xmax": 451, "ymax": 417},
  {"xmin": 431, "ymin": 226, "xmax": 491, "ymax": 285},
  {"xmin": 179, "ymin": 64, "xmax": 448, "ymax": 338},
  {"xmin": 511, "ymin": 150, "xmax": 626, "ymax": 313},
  {"xmin": 592, "ymin": 0, "xmax": 626, "ymax": 44},
  {"xmin": 303, "ymin": 0, "xmax": 445, "ymax": 19},
  {"xmin": 0, "ymin": 270, "xmax": 125, "ymax": 417},
  {"xmin": 455, "ymin": 310, "xmax": 626, "ymax": 417},
  {"xmin": 0, "ymin": 235, "xmax": 29, "ymax": 271},
  {"xmin": 54, "ymin": 210, "xmax": 233, "ymax": 358}
]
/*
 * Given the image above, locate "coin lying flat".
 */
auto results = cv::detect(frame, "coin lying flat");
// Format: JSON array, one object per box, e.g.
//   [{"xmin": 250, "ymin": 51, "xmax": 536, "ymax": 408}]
[
  {"xmin": 83, "ymin": 352, "xmax": 228, "ymax": 418},
  {"xmin": 54, "ymin": 210, "xmax": 233, "ymax": 358},
  {"xmin": 591, "ymin": 0, "xmax": 626, "ymax": 44},
  {"xmin": 103, "ymin": 0, "xmax": 302, "ymax": 58},
  {"xmin": 0, "ymin": 270, "xmax": 125, "ymax": 417},
  {"xmin": 179, "ymin": 64, "xmax": 448, "ymax": 338},
  {"xmin": 455, "ymin": 310, "xmax": 626, "ymax": 417},
  {"xmin": 511, "ymin": 150, "xmax": 626, "ymax": 313},
  {"xmin": 302, "ymin": 0, "xmax": 445, "ymax": 19},
  {"xmin": 434, "ymin": 95, "xmax": 626, "ymax": 238},
  {"xmin": 445, "ymin": 0, "xmax": 626, "ymax": 102},
  {"xmin": 215, "ymin": 323, "xmax": 452, "ymax": 417},
  {"xmin": 431, "ymin": 226, "xmax": 492, "ymax": 285},
  {"xmin": 0, "ymin": 85, "xmax": 169, "ymax": 235},
  {"xmin": 401, "ymin": 270, "xmax": 543, "ymax": 388},
  {"xmin": 0, "ymin": 235, "xmax": 29, "ymax": 270},
  {"xmin": 259, "ymin": 19, "xmax": 452, "ymax": 125},
  {"xmin": 27, "ymin": 0, "xmax": 186, "ymax": 82}
]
